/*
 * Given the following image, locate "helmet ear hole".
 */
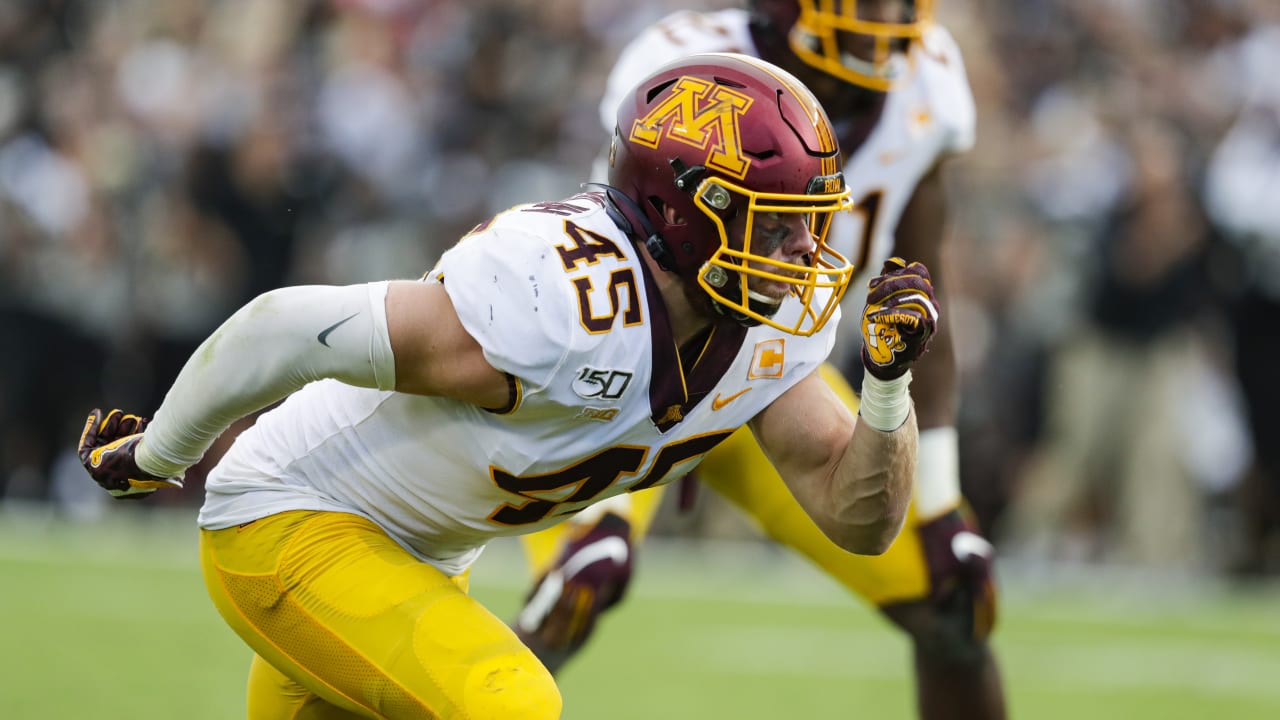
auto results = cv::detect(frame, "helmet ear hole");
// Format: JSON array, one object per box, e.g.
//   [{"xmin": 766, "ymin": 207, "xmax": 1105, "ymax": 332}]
[{"xmin": 653, "ymin": 197, "xmax": 686, "ymax": 226}]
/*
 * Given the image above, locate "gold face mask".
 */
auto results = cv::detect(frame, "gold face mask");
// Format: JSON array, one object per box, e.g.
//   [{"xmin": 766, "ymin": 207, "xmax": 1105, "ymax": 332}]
[
  {"xmin": 693, "ymin": 175, "xmax": 854, "ymax": 336},
  {"xmin": 789, "ymin": 0, "xmax": 934, "ymax": 91}
]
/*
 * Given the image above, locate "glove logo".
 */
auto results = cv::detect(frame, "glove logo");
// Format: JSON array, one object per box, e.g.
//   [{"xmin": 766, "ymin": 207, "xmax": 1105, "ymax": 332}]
[
  {"xmin": 78, "ymin": 408, "xmax": 184, "ymax": 499},
  {"xmin": 860, "ymin": 258, "xmax": 939, "ymax": 381},
  {"xmin": 864, "ymin": 317, "xmax": 907, "ymax": 366}
]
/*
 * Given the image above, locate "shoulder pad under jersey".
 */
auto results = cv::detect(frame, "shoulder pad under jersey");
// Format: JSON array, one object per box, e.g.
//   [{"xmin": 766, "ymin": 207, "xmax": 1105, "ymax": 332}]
[
  {"xmin": 431, "ymin": 207, "xmax": 582, "ymax": 393},
  {"xmin": 912, "ymin": 24, "xmax": 976, "ymax": 157},
  {"xmin": 598, "ymin": 9, "xmax": 754, "ymax": 132}
]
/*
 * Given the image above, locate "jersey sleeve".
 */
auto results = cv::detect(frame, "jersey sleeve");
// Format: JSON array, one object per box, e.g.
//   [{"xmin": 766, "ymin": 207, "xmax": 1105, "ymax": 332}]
[
  {"xmin": 918, "ymin": 24, "xmax": 976, "ymax": 157},
  {"xmin": 430, "ymin": 224, "xmax": 574, "ymax": 393}
]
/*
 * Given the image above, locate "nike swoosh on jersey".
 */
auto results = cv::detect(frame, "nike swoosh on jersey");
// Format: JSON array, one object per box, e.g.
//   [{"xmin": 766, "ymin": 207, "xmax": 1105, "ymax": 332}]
[
  {"xmin": 317, "ymin": 313, "xmax": 359, "ymax": 347},
  {"xmin": 711, "ymin": 387, "xmax": 752, "ymax": 411}
]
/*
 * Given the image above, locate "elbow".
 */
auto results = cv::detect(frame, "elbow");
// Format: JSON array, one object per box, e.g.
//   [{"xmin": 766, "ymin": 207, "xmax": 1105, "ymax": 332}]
[
  {"xmin": 830, "ymin": 503, "xmax": 909, "ymax": 556},
  {"xmin": 859, "ymin": 508, "xmax": 909, "ymax": 555},
  {"xmin": 824, "ymin": 476, "xmax": 913, "ymax": 556}
]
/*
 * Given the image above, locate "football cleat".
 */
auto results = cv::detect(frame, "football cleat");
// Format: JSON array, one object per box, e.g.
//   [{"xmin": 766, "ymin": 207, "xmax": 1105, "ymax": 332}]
[{"xmin": 513, "ymin": 513, "xmax": 634, "ymax": 674}]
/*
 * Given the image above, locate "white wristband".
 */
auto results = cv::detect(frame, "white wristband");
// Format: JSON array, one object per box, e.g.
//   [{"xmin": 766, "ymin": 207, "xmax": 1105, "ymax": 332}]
[
  {"xmin": 915, "ymin": 426, "xmax": 962, "ymax": 520},
  {"xmin": 857, "ymin": 370, "xmax": 912, "ymax": 432}
]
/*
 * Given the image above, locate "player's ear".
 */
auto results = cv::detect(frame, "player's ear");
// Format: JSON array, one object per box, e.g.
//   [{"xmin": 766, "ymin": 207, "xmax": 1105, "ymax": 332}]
[{"xmin": 661, "ymin": 202, "xmax": 685, "ymax": 225}]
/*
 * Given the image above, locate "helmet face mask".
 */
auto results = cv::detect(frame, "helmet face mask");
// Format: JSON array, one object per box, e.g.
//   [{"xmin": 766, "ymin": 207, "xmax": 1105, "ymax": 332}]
[
  {"xmin": 607, "ymin": 52, "xmax": 855, "ymax": 336},
  {"xmin": 786, "ymin": 0, "xmax": 933, "ymax": 91},
  {"xmin": 694, "ymin": 176, "xmax": 851, "ymax": 334}
]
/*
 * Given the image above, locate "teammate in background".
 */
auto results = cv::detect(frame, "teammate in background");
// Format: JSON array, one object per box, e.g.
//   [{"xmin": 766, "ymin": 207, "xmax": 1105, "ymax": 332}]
[
  {"xmin": 514, "ymin": 3, "xmax": 1007, "ymax": 718},
  {"xmin": 77, "ymin": 53, "xmax": 939, "ymax": 720}
]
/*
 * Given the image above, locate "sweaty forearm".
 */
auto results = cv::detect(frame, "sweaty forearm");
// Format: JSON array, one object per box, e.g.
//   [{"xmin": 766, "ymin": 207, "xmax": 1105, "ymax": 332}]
[
  {"xmin": 135, "ymin": 283, "xmax": 397, "ymax": 477},
  {"xmin": 826, "ymin": 405, "xmax": 917, "ymax": 555}
]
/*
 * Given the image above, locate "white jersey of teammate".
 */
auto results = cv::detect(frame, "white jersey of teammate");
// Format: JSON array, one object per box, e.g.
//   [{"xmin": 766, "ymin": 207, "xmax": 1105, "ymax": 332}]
[
  {"xmin": 199, "ymin": 191, "xmax": 836, "ymax": 574},
  {"xmin": 597, "ymin": 9, "xmax": 975, "ymax": 289}
]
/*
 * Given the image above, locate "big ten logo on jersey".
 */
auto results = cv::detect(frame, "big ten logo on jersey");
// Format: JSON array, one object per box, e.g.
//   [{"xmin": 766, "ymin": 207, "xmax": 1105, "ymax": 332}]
[
  {"xmin": 748, "ymin": 338, "xmax": 786, "ymax": 379},
  {"xmin": 629, "ymin": 76, "xmax": 753, "ymax": 179},
  {"xmin": 579, "ymin": 407, "xmax": 619, "ymax": 422}
]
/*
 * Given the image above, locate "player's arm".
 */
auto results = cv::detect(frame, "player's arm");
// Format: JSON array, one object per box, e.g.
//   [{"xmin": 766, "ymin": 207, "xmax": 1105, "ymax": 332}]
[
  {"xmin": 385, "ymin": 280, "xmax": 513, "ymax": 409},
  {"xmin": 80, "ymin": 281, "xmax": 508, "ymax": 495},
  {"xmin": 753, "ymin": 258, "xmax": 939, "ymax": 555},
  {"xmin": 750, "ymin": 370, "xmax": 917, "ymax": 555}
]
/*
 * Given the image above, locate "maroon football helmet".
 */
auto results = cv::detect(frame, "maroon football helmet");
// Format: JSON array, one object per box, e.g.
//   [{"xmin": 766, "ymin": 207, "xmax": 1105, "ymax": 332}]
[{"xmin": 606, "ymin": 52, "xmax": 853, "ymax": 336}]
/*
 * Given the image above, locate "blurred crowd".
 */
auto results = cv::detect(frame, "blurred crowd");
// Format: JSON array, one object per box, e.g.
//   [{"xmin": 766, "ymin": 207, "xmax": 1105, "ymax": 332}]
[{"xmin": 2, "ymin": 0, "xmax": 1278, "ymax": 578}]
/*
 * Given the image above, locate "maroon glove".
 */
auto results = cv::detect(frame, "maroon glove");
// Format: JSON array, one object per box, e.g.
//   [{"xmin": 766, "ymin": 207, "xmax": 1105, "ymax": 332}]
[
  {"xmin": 513, "ymin": 512, "xmax": 633, "ymax": 674},
  {"xmin": 918, "ymin": 508, "xmax": 998, "ymax": 641},
  {"xmin": 860, "ymin": 257, "xmax": 939, "ymax": 381},
  {"xmin": 78, "ymin": 408, "xmax": 183, "ymax": 499}
]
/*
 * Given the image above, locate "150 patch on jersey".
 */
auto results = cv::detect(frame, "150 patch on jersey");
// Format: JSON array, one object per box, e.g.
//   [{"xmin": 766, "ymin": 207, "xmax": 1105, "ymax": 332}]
[{"xmin": 572, "ymin": 367, "xmax": 633, "ymax": 400}]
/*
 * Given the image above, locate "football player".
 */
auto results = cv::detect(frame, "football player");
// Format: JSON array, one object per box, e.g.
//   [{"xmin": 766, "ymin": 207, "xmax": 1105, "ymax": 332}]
[
  {"xmin": 78, "ymin": 53, "xmax": 939, "ymax": 720},
  {"xmin": 513, "ymin": 2, "xmax": 1007, "ymax": 718}
]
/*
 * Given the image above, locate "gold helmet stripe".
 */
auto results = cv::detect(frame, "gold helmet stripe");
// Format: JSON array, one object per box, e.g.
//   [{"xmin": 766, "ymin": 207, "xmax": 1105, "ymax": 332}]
[{"xmin": 714, "ymin": 53, "xmax": 840, "ymax": 176}]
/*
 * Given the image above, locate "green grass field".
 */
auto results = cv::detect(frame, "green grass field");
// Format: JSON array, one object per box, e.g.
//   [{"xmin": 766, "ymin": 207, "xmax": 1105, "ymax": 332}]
[{"xmin": 3, "ymin": 506, "xmax": 1279, "ymax": 719}]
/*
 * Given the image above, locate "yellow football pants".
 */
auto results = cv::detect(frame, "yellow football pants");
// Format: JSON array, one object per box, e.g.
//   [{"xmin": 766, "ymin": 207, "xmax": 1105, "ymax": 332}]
[
  {"xmin": 200, "ymin": 510, "xmax": 562, "ymax": 720},
  {"xmin": 521, "ymin": 363, "xmax": 927, "ymax": 605}
]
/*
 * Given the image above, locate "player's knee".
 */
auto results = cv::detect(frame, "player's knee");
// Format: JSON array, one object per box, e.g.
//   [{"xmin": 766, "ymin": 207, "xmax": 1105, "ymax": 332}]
[
  {"xmin": 462, "ymin": 652, "xmax": 562, "ymax": 720},
  {"xmin": 915, "ymin": 622, "xmax": 990, "ymax": 667},
  {"xmin": 882, "ymin": 598, "xmax": 989, "ymax": 666}
]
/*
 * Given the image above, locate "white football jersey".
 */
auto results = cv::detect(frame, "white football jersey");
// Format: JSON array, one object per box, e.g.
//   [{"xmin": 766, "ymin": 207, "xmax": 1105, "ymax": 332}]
[
  {"xmin": 596, "ymin": 8, "xmax": 975, "ymax": 291},
  {"xmin": 199, "ymin": 191, "xmax": 836, "ymax": 575}
]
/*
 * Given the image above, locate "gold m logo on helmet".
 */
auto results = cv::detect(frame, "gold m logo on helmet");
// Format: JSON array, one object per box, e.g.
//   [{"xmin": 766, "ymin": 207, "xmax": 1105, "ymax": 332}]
[{"xmin": 630, "ymin": 77, "xmax": 754, "ymax": 180}]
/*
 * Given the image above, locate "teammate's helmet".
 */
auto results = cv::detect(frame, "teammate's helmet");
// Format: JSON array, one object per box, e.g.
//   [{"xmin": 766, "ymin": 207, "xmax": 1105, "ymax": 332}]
[
  {"xmin": 606, "ymin": 52, "xmax": 853, "ymax": 336},
  {"xmin": 752, "ymin": 0, "xmax": 933, "ymax": 91}
]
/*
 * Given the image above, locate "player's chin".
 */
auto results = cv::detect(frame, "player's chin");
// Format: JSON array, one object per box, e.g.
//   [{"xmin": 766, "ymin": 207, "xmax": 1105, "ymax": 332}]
[{"xmin": 750, "ymin": 279, "xmax": 791, "ymax": 302}]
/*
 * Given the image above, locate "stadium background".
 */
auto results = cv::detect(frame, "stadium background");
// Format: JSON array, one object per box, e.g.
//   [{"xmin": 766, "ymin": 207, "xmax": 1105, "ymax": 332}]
[{"xmin": 1, "ymin": 0, "xmax": 1278, "ymax": 717}]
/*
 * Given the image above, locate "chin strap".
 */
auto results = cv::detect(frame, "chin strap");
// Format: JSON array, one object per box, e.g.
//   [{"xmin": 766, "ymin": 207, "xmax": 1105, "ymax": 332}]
[
  {"xmin": 584, "ymin": 183, "xmax": 674, "ymax": 272},
  {"xmin": 586, "ymin": 182, "xmax": 774, "ymax": 329},
  {"xmin": 709, "ymin": 294, "xmax": 770, "ymax": 327}
]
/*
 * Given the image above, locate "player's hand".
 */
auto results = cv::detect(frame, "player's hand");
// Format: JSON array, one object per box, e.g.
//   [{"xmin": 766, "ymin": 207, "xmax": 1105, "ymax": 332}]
[
  {"xmin": 78, "ymin": 408, "xmax": 184, "ymax": 499},
  {"xmin": 860, "ymin": 257, "xmax": 939, "ymax": 381},
  {"xmin": 918, "ymin": 508, "xmax": 997, "ymax": 641},
  {"xmin": 513, "ymin": 513, "xmax": 633, "ymax": 674}
]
